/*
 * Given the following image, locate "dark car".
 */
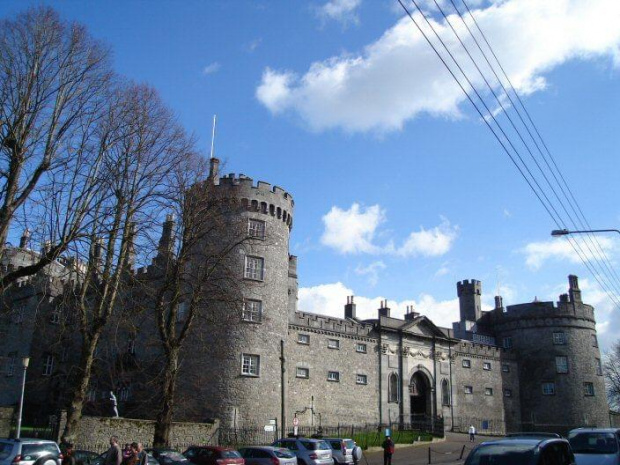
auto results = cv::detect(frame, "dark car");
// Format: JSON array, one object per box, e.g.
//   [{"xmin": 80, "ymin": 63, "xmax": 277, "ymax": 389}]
[
  {"xmin": 146, "ymin": 449, "xmax": 189, "ymax": 465},
  {"xmin": 73, "ymin": 450, "xmax": 100, "ymax": 465},
  {"xmin": 238, "ymin": 447, "xmax": 297, "ymax": 465},
  {"xmin": 505, "ymin": 433, "xmax": 562, "ymax": 439},
  {"xmin": 183, "ymin": 447, "xmax": 244, "ymax": 465},
  {"xmin": 464, "ymin": 438, "xmax": 576, "ymax": 465},
  {"xmin": 567, "ymin": 427, "xmax": 620, "ymax": 465},
  {"xmin": 92, "ymin": 452, "xmax": 159, "ymax": 465}
]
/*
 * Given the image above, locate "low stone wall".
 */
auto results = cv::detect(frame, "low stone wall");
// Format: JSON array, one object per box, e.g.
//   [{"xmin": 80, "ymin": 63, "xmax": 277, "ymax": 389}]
[
  {"xmin": 0, "ymin": 407, "xmax": 14, "ymax": 438},
  {"xmin": 57, "ymin": 412, "xmax": 219, "ymax": 452}
]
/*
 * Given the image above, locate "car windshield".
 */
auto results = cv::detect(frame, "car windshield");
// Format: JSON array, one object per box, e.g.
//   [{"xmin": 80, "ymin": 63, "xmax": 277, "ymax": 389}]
[
  {"xmin": 0, "ymin": 443, "xmax": 13, "ymax": 461},
  {"xmin": 300, "ymin": 441, "xmax": 329, "ymax": 451},
  {"xmin": 568, "ymin": 432, "xmax": 618, "ymax": 454},
  {"xmin": 344, "ymin": 441, "xmax": 354, "ymax": 450},
  {"xmin": 273, "ymin": 450, "xmax": 295, "ymax": 459},
  {"xmin": 220, "ymin": 451, "xmax": 241, "ymax": 459},
  {"xmin": 159, "ymin": 452, "xmax": 186, "ymax": 461},
  {"xmin": 22, "ymin": 444, "xmax": 59, "ymax": 456},
  {"xmin": 466, "ymin": 443, "xmax": 536, "ymax": 465}
]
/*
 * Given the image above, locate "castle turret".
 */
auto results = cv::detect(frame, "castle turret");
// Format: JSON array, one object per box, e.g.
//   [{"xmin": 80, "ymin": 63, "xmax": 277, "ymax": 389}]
[
  {"xmin": 19, "ymin": 229, "xmax": 30, "ymax": 249},
  {"xmin": 208, "ymin": 157, "xmax": 220, "ymax": 185},
  {"xmin": 457, "ymin": 279, "xmax": 481, "ymax": 322},
  {"xmin": 494, "ymin": 295, "xmax": 503, "ymax": 310},
  {"xmin": 157, "ymin": 214, "xmax": 175, "ymax": 256},
  {"xmin": 288, "ymin": 255, "xmax": 298, "ymax": 314},
  {"xmin": 568, "ymin": 274, "xmax": 582, "ymax": 303}
]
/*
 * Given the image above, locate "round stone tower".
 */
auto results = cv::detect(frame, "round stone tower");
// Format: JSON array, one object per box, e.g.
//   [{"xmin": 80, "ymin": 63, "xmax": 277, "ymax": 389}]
[
  {"xmin": 490, "ymin": 275, "xmax": 608, "ymax": 431},
  {"xmin": 186, "ymin": 158, "xmax": 294, "ymax": 427}
]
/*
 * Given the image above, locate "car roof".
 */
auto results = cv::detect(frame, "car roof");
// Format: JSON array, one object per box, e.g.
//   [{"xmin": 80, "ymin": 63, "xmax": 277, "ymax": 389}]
[
  {"xmin": 569, "ymin": 428, "xmax": 620, "ymax": 434},
  {"xmin": 478, "ymin": 438, "xmax": 568, "ymax": 447},
  {"xmin": 322, "ymin": 438, "xmax": 353, "ymax": 441},
  {"xmin": 505, "ymin": 433, "xmax": 561, "ymax": 438},
  {"xmin": 240, "ymin": 447, "xmax": 280, "ymax": 451},
  {"xmin": 0, "ymin": 439, "xmax": 58, "ymax": 444},
  {"xmin": 187, "ymin": 446, "xmax": 234, "ymax": 451}
]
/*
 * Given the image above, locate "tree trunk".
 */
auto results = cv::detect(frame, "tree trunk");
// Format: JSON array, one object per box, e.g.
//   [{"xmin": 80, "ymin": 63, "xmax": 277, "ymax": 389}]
[{"xmin": 153, "ymin": 346, "xmax": 179, "ymax": 447}]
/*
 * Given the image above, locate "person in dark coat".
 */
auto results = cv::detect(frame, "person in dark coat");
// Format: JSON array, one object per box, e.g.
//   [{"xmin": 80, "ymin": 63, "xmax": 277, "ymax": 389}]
[
  {"xmin": 61, "ymin": 444, "xmax": 76, "ymax": 465},
  {"xmin": 105, "ymin": 436, "xmax": 122, "ymax": 465},
  {"xmin": 381, "ymin": 436, "xmax": 395, "ymax": 465}
]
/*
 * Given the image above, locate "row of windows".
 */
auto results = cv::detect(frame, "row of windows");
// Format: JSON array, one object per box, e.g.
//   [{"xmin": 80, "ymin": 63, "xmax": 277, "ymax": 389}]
[
  {"xmin": 542, "ymin": 381, "xmax": 596, "ymax": 396},
  {"xmin": 463, "ymin": 385, "xmax": 496, "ymax": 396},
  {"xmin": 295, "ymin": 368, "xmax": 368, "ymax": 384},
  {"xmin": 297, "ymin": 334, "xmax": 367, "ymax": 353},
  {"xmin": 462, "ymin": 359, "xmax": 510, "ymax": 372},
  {"xmin": 502, "ymin": 332, "xmax": 598, "ymax": 348},
  {"xmin": 553, "ymin": 356, "xmax": 602, "ymax": 375},
  {"xmin": 3, "ymin": 352, "xmax": 71, "ymax": 377},
  {"xmin": 387, "ymin": 373, "xmax": 452, "ymax": 406}
]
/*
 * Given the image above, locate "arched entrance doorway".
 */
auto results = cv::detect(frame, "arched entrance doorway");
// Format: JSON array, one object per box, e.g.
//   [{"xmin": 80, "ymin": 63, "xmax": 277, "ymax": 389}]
[{"xmin": 409, "ymin": 371, "xmax": 431, "ymax": 420}]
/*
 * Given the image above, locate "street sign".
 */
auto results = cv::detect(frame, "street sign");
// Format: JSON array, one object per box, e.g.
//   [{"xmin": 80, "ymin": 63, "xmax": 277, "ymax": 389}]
[
  {"xmin": 293, "ymin": 417, "xmax": 299, "ymax": 426},
  {"xmin": 264, "ymin": 425, "xmax": 275, "ymax": 432}
]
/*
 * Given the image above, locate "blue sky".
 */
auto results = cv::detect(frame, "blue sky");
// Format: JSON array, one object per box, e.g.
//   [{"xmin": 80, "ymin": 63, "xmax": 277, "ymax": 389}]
[{"xmin": 2, "ymin": 0, "xmax": 619, "ymax": 350}]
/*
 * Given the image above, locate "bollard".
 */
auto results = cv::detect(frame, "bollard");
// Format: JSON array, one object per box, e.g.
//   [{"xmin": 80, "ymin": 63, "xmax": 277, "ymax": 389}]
[
  {"xmin": 459, "ymin": 445, "xmax": 466, "ymax": 460},
  {"xmin": 428, "ymin": 447, "xmax": 431, "ymax": 464}
]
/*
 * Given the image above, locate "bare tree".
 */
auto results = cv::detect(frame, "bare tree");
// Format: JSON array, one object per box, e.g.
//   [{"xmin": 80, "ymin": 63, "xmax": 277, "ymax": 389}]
[
  {"xmin": 0, "ymin": 7, "xmax": 111, "ymax": 289},
  {"xmin": 61, "ymin": 82, "xmax": 194, "ymax": 443},
  {"xmin": 605, "ymin": 340, "xmax": 620, "ymax": 410}
]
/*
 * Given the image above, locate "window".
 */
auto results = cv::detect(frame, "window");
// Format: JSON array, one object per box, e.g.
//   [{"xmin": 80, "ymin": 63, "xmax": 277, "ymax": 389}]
[
  {"xmin": 583, "ymin": 382, "xmax": 594, "ymax": 396},
  {"xmin": 248, "ymin": 219, "xmax": 266, "ymax": 239},
  {"xmin": 50, "ymin": 308, "xmax": 61, "ymax": 324},
  {"xmin": 296, "ymin": 367, "xmax": 309, "ymax": 379},
  {"xmin": 43, "ymin": 354, "xmax": 55, "ymax": 376},
  {"xmin": 356, "ymin": 343, "xmax": 367, "ymax": 353},
  {"xmin": 127, "ymin": 336, "xmax": 136, "ymax": 355},
  {"xmin": 503, "ymin": 337, "xmax": 513, "ymax": 349},
  {"xmin": 464, "ymin": 385, "xmax": 473, "ymax": 394},
  {"xmin": 592, "ymin": 334, "xmax": 598, "ymax": 347},
  {"xmin": 327, "ymin": 371, "xmax": 340, "ymax": 382},
  {"xmin": 242, "ymin": 300, "xmax": 262, "ymax": 322},
  {"xmin": 596, "ymin": 358, "xmax": 603, "ymax": 376},
  {"xmin": 542, "ymin": 382, "xmax": 555, "ymax": 395},
  {"xmin": 485, "ymin": 387, "xmax": 493, "ymax": 396},
  {"xmin": 328, "ymin": 339, "xmax": 340, "ymax": 349},
  {"xmin": 244, "ymin": 256, "xmax": 265, "ymax": 280},
  {"xmin": 462, "ymin": 359, "xmax": 471, "ymax": 368},
  {"xmin": 356, "ymin": 374, "xmax": 368, "ymax": 385},
  {"xmin": 176, "ymin": 302, "xmax": 188, "ymax": 322},
  {"xmin": 388, "ymin": 373, "xmax": 399, "ymax": 402},
  {"xmin": 553, "ymin": 332, "xmax": 566, "ymax": 345},
  {"xmin": 502, "ymin": 363, "xmax": 510, "ymax": 373},
  {"xmin": 555, "ymin": 356, "xmax": 568, "ymax": 374},
  {"xmin": 483, "ymin": 362, "xmax": 492, "ymax": 371},
  {"xmin": 504, "ymin": 389, "xmax": 512, "ymax": 397},
  {"xmin": 119, "ymin": 384, "xmax": 131, "ymax": 401},
  {"xmin": 298, "ymin": 334, "xmax": 310, "ymax": 345},
  {"xmin": 441, "ymin": 379, "xmax": 450, "ymax": 406},
  {"xmin": 241, "ymin": 354, "xmax": 260, "ymax": 376},
  {"xmin": 5, "ymin": 352, "xmax": 16, "ymax": 377}
]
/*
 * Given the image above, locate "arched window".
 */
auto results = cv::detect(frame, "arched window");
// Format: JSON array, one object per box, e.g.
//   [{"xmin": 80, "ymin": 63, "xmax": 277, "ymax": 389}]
[
  {"xmin": 441, "ymin": 379, "xmax": 450, "ymax": 406},
  {"xmin": 388, "ymin": 373, "xmax": 399, "ymax": 403}
]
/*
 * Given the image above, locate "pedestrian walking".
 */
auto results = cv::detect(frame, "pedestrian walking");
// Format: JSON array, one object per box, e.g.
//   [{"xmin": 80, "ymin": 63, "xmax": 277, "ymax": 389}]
[
  {"xmin": 469, "ymin": 425, "xmax": 476, "ymax": 442},
  {"xmin": 381, "ymin": 436, "xmax": 395, "ymax": 465},
  {"xmin": 105, "ymin": 436, "xmax": 122, "ymax": 465},
  {"xmin": 61, "ymin": 444, "xmax": 76, "ymax": 465},
  {"xmin": 136, "ymin": 443, "xmax": 148, "ymax": 465}
]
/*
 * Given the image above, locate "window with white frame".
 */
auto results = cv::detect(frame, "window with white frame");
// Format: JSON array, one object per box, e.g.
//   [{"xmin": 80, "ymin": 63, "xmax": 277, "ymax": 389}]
[
  {"xmin": 485, "ymin": 387, "xmax": 493, "ymax": 396},
  {"xmin": 596, "ymin": 358, "xmax": 603, "ymax": 376},
  {"xmin": 553, "ymin": 332, "xmax": 566, "ymax": 345},
  {"xmin": 483, "ymin": 362, "xmax": 492, "ymax": 371},
  {"xmin": 328, "ymin": 339, "xmax": 340, "ymax": 349},
  {"xmin": 462, "ymin": 359, "xmax": 471, "ymax": 368},
  {"xmin": 327, "ymin": 371, "xmax": 340, "ymax": 382},
  {"xmin": 296, "ymin": 367, "xmax": 309, "ymax": 378},
  {"xmin": 244, "ymin": 256, "xmax": 265, "ymax": 280},
  {"xmin": 464, "ymin": 385, "xmax": 473, "ymax": 394},
  {"xmin": 503, "ymin": 337, "xmax": 513, "ymax": 349},
  {"xmin": 5, "ymin": 352, "xmax": 16, "ymax": 377},
  {"xmin": 43, "ymin": 354, "xmax": 55, "ymax": 376},
  {"xmin": 555, "ymin": 356, "xmax": 568, "ymax": 374},
  {"xmin": 241, "ymin": 353, "xmax": 260, "ymax": 376},
  {"xmin": 298, "ymin": 334, "xmax": 310, "ymax": 345},
  {"xmin": 356, "ymin": 343, "xmax": 367, "ymax": 353},
  {"xmin": 248, "ymin": 219, "xmax": 266, "ymax": 239},
  {"xmin": 504, "ymin": 389, "xmax": 512, "ymax": 397},
  {"xmin": 542, "ymin": 382, "xmax": 555, "ymax": 395},
  {"xmin": 176, "ymin": 301, "xmax": 188, "ymax": 323},
  {"xmin": 242, "ymin": 300, "xmax": 262, "ymax": 322},
  {"xmin": 356, "ymin": 374, "xmax": 368, "ymax": 385},
  {"xmin": 584, "ymin": 382, "xmax": 594, "ymax": 396},
  {"xmin": 502, "ymin": 363, "xmax": 510, "ymax": 373}
]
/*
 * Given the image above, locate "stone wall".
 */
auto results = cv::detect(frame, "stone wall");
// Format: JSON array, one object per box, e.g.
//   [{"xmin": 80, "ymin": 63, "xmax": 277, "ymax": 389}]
[
  {"xmin": 0, "ymin": 407, "xmax": 14, "ymax": 438},
  {"xmin": 57, "ymin": 412, "xmax": 219, "ymax": 452}
]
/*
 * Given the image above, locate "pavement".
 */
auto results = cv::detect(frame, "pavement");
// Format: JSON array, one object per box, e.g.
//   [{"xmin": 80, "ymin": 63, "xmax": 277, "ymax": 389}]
[{"xmin": 358, "ymin": 432, "xmax": 484, "ymax": 465}]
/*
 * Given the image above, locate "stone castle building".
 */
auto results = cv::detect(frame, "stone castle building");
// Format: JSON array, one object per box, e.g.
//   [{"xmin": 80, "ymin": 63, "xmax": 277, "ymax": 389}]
[{"xmin": 0, "ymin": 161, "xmax": 610, "ymax": 435}]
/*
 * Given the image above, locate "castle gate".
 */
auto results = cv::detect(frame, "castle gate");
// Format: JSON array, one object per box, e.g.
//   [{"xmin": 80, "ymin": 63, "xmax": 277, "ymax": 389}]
[{"xmin": 409, "ymin": 371, "xmax": 431, "ymax": 420}]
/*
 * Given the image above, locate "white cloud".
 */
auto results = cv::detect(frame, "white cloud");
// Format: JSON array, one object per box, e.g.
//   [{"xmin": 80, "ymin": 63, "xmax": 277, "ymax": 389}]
[
  {"xmin": 317, "ymin": 0, "xmax": 362, "ymax": 25},
  {"xmin": 202, "ymin": 62, "xmax": 221, "ymax": 75},
  {"xmin": 355, "ymin": 260, "xmax": 386, "ymax": 286},
  {"xmin": 298, "ymin": 282, "xmax": 459, "ymax": 327},
  {"xmin": 246, "ymin": 38, "xmax": 262, "ymax": 52},
  {"xmin": 257, "ymin": 0, "xmax": 620, "ymax": 133},
  {"xmin": 321, "ymin": 203, "xmax": 458, "ymax": 257},
  {"xmin": 520, "ymin": 236, "xmax": 615, "ymax": 270}
]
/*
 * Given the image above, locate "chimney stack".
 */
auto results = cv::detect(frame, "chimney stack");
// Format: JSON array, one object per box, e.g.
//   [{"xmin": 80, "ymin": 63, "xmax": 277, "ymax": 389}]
[
  {"xmin": 345, "ymin": 295, "xmax": 357, "ymax": 319},
  {"xmin": 378, "ymin": 300, "xmax": 390, "ymax": 318}
]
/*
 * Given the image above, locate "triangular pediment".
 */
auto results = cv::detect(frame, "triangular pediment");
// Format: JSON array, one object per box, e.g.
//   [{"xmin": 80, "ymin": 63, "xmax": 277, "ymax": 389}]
[{"xmin": 402, "ymin": 316, "xmax": 448, "ymax": 338}]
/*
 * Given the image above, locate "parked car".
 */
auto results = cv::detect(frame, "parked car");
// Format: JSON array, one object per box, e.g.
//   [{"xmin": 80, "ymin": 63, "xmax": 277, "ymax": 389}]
[
  {"xmin": 464, "ymin": 438, "xmax": 576, "ymax": 465},
  {"xmin": 73, "ymin": 450, "xmax": 100, "ymax": 465},
  {"xmin": 146, "ymin": 449, "xmax": 189, "ymax": 465},
  {"xmin": 238, "ymin": 447, "xmax": 297, "ymax": 465},
  {"xmin": 0, "ymin": 439, "xmax": 62, "ymax": 465},
  {"xmin": 92, "ymin": 452, "xmax": 160, "ymax": 465},
  {"xmin": 271, "ymin": 438, "xmax": 331, "ymax": 465},
  {"xmin": 567, "ymin": 428, "xmax": 620, "ymax": 465},
  {"xmin": 183, "ymin": 447, "xmax": 244, "ymax": 465},
  {"xmin": 505, "ymin": 433, "xmax": 562, "ymax": 439},
  {"xmin": 321, "ymin": 439, "xmax": 354, "ymax": 465}
]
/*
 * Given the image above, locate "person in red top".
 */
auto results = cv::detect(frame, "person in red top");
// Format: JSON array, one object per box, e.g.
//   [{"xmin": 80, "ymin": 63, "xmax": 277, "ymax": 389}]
[{"xmin": 381, "ymin": 436, "xmax": 395, "ymax": 465}]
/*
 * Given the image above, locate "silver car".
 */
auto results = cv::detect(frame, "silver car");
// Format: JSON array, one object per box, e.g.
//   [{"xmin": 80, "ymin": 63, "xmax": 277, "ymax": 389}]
[
  {"xmin": 0, "ymin": 440, "xmax": 61, "ymax": 465},
  {"xmin": 568, "ymin": 428, "xmax": 620, "ymax": 465},
  {"xmin": 271, "ymin": 439, "xmax": 331, "ymax": 465},
  {"xmin": 239, "ymin": 447, "xmax": 297, "ymax": 465},
  {"xmin": 322, "ymin": 439, "xmax": 354, "ymax": 465}
]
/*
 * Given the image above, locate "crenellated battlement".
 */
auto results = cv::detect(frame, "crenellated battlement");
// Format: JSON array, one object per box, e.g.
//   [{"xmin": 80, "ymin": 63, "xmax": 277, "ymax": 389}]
[
  {"xmin": 457, "ymin": 279, "xmax": 481, "ymax": 296},
  {"xmin": 291, "ymin": 311, "xmax": 375, "ymax": 338}
]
